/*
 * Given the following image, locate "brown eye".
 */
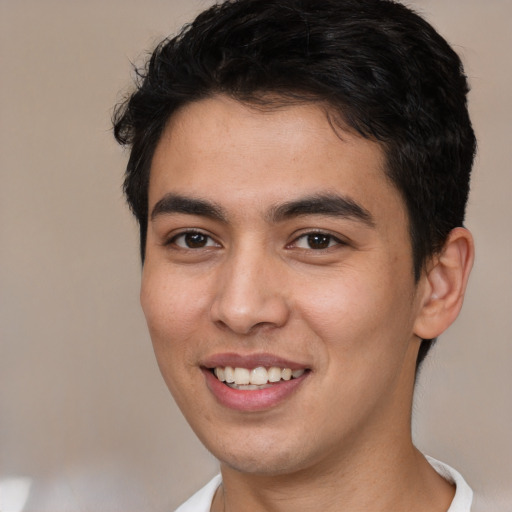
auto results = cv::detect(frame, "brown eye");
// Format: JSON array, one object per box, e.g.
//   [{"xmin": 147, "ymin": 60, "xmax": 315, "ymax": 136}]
[
  {"xmin": 306, "ymin": 233, "xmax": 332, "ymax": 249},
  {"xmin": 171, "ymin": 231, "xmax": 218, "ymax": 249},
  {"xmin": 292, "ymin": 232, "xmax": 343, "ymax": 250},
  {"xmin": 184, "ymin": 233, "xmax": 208, "ymax": 248}
]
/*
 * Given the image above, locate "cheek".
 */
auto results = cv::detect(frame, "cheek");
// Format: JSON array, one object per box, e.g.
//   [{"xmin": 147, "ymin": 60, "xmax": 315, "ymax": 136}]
[
  {"xmin": 140, "ymin": 270, "xmax": 210, "ymax": 413},
  {"xmin": 140, "ymin": 268, "xmax": 209, "ymax": 369},
  {"xmin": 142, "ymin": 264, "xmax": 204, "ymax": 327},
  {"xmin": 294, "ymin": 263, "xmax": 415, "ymax": 355}
]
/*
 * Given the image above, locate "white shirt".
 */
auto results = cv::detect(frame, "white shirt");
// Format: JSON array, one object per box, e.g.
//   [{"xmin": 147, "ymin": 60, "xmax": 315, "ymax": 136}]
[{"xmin": 175, "ymin": 456, "xmax": 472, "ymax": 512}]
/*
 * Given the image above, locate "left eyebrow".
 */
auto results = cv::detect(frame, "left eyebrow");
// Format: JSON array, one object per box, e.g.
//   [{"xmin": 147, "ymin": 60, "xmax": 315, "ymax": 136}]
[
  {"xmin": 268, "ymin": 193, "xmax": 375, "ymax": 227},
  {"xmin": 150, "ymin": 193, "xmax": 227, "ymax": 222}
]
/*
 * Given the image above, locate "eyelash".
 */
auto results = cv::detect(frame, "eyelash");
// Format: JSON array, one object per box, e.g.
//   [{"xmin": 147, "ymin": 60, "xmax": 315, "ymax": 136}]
[
  {"xmin": 165, "ymin": 229, "xmax": 219, "ymax": 250},
  {"xmin": 289, "ymin": 231, "xmax": 346, "ymax": 251},
  {"xmin": 165, "ymin": 229, "xmax": 346, "ymax": 251}
]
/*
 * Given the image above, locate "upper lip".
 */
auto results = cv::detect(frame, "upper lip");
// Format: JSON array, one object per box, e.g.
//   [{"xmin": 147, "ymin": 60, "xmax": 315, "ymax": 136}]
[{"xmin": 201, "ymin": 352, "xmax": 309, "ymax": 371}]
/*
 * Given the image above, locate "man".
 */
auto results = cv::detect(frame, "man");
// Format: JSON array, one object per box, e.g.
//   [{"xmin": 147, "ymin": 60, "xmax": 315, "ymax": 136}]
[{"xmin": 113, "ymin": 0, "xmax": 476, "ymax": 510}]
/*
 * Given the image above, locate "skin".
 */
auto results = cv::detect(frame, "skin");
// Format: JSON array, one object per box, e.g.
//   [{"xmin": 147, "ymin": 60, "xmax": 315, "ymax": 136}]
[{"xmin": 141, "ymin": 95, "xmax": 473, "ymax": 511}]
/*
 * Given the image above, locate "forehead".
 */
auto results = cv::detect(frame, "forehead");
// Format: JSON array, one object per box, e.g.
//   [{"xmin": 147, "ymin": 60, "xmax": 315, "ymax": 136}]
[{"xmin": 149, "ymin": 95, "xmax": 405, "ymax": 226}]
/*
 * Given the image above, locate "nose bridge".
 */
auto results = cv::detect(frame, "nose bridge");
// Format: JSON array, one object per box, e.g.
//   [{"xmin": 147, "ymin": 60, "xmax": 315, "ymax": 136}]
[{"xmin": 210, "ymin": 238, "xmax": 289, "ymax": 334}]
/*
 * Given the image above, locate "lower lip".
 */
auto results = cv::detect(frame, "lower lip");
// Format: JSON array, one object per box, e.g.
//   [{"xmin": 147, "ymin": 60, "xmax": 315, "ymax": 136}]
[{"xmin": 202, "ymin": 368, "xmax": 308, "ymax": 412}]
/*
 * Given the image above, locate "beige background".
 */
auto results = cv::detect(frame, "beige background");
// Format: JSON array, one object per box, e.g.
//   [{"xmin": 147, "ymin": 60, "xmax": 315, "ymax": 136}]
[{"xmin": 1, "ymin": 1, "xmax": 510, "ymax": 511}]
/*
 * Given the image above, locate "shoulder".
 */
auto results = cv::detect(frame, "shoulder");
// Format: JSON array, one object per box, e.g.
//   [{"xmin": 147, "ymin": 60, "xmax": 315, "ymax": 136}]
[
  {"xmin": 174, "ymin": 474, "xmax": 222, "ymax": 512},
  {"xmin": 426, "ymin": 456, "xmax": 473, "ymax": 512}
]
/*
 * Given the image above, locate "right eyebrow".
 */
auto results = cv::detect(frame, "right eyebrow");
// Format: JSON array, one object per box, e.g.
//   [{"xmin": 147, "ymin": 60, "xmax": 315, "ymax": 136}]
[
  {"xmin": 267, "ymin": 193, "xmax": 375, "ymax": 227},
  {"xmin": 150, "ymin": 193, "xmax": 228, "ymax": 223}
]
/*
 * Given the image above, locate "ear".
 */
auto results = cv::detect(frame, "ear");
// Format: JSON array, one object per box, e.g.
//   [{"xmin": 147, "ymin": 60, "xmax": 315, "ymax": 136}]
[{"xmin": 414, "ymin": 227, "xmax": 475, "ymax": 340}]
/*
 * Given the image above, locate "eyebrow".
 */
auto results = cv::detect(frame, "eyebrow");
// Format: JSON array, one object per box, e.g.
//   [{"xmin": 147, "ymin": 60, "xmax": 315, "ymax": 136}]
[
  {"xmin": 151, "ymin": 193, "xmax": 227, "ymax": 222},
  {"xmin": 268, "ymin": 193, "xmax": 375, "ymax": 227},
  {"xmin": 150, "ymin": 192, "xmax": 374, "ymax": 227}
]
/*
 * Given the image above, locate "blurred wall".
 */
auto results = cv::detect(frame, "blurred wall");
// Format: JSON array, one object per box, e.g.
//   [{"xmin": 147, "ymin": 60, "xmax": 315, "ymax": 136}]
[{"xmin": 0, "ymin": 1, "xmax": 510, "ymax": 510}]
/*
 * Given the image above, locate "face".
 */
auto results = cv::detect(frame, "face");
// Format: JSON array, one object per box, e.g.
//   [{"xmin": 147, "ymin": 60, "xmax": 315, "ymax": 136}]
[{"xmin": 142, "ymin": 95, "xmax": 426, "ymax": 476}]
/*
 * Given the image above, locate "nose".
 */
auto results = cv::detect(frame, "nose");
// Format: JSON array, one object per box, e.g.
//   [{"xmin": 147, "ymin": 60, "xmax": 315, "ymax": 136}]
[{"xmin": 210, "ymin": 246, "xmax": 290, "ymax": 335}]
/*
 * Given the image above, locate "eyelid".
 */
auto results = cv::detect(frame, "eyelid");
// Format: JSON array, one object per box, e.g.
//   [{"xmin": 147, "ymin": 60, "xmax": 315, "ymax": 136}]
[
  {"xmin": 288, "ymin": 229, "xmax": 348, "ymax": 250},
  {"xmin": 164, "ymin": 228, "xmax": 220, "ymax": 248}
]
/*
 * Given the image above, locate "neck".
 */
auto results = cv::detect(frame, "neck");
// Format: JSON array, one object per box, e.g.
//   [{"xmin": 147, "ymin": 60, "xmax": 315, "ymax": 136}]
[{"xmin": 213, "ymin": 437, "xmax": 454, "ymax": 512}]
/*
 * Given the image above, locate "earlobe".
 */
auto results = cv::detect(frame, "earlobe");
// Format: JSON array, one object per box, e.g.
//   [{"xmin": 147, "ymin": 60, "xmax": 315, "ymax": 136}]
[{"xmin": 414, "ymin": 227, "xmax": 475, "ymax": 340}]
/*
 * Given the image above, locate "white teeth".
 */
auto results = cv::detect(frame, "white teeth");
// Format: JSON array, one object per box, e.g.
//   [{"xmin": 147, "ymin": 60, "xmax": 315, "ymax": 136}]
[
  {"xmin": 267, "ymin": 367, "xmax": 282, "ymax": 382},
  {"xmin": 250, "ymin": 367, "xmax": 268, "ymax": 385},
  {"xmin": 213, "ymin": 365, "xmax": 306, "ymax": 387},
  {"xmin": 233, "ymin": 367, "xmax": 250, "ymax": 385},
  {"xmin": 224, "ymin": 366, "xmax": 235, "ymax": 383}
]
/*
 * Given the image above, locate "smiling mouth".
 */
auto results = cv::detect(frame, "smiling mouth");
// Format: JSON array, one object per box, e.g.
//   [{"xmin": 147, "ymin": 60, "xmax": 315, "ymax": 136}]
[{"xmin": 211, "ymin": 366, "xmax": 307, "ymax": 390}]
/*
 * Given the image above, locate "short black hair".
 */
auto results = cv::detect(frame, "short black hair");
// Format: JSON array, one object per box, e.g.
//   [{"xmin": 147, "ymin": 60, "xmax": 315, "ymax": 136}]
[{"xmin": 113, "ymin": 0, "xmax": 476, "ymax": 367}]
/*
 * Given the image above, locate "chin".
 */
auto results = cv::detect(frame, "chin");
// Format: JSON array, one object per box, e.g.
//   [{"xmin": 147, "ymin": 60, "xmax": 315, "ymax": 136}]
[
  {"xmin": 220, "ymin": 451, "xmax": 304, "ymax": 476},
  {"xmin": 206, "ymin": 432, "xmax": 318, "ymax": 476}
]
